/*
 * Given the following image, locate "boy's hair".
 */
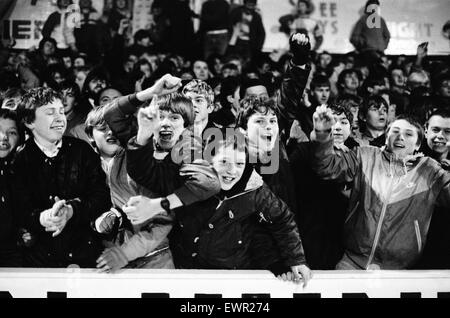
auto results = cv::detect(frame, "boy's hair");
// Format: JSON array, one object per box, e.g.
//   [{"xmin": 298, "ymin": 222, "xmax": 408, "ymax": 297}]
[
  {"xmin": 335, "ymin": 94, "xmax": 363, "ymax": 110},
  {"xmin": 239, "ymin": 79, "xmax": 268, "ymax": 99},
  {"xmin": 221, "ymin": 63, "xmax": 239, "ymax": 73},
  {"xmin": 387, "ymin": 114, "xmax": 424, "ymax": 147},
  {"xmin": 337, "ymin": 69, "xmax": 361, "ymax": 89},
  {"xmin": 182, "ymin": 79, "xmax": 214, "ymax": 107},
  {"xmin": 426, "ymin": 108, "xmax": 450, "ymax": 127},
  {"xmin": 85, "ymin": 105, "xmax": 108, "ymax": 139},
  {"xmin": 0, "ymin": 108, "xmax": 25, "ymax": 144},
  {"xmin": 38, "ymin": 37, "xmax": 57, "ymax": 51},
  {"xmin": 359, "ymin": 95, "xmax": 388, "ymax": 119},
  {"xmin": 310, "ymin": 74, "xmax": 331, "ymax": 91},
  {"xmin": 236, "ymin": 97, "xmax": 280, "ymax": 130},
  {"xmin": 219, "ymin": 76, "xmax": 241, "ymax": 109},
  {"xmin": 17, "ymin": 87, "xmax": 62, "ymax": 125},
  {"xmin": 329, "ymin": 101, "xmax": 353, "ymax": 126},
  {"xmin": 134, "ymin": 29, "xmax": 150, "ymax": 43},
  {"xmin": 156, "ymin": 93, "xmax": 195, "ymax": 128},
  {"xmin": 60, "ymin": 80, "xmax": 81, "ymax": 100},
  {"xmin": 210, "ymin": 129, "xmax": 247, "ymax": 160}
]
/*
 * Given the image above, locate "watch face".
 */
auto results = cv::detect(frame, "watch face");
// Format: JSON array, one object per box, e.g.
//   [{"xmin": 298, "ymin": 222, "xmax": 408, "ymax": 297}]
[{"xmin": 161, "ymin": 198, "xmax": 170, "ymax": 211}]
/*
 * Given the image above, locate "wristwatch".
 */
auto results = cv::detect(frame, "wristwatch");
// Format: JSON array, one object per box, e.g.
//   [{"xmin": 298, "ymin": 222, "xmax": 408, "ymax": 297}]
[{"xmin": 160, "ymin": 197, "xmax": 171, "ymax": 214}]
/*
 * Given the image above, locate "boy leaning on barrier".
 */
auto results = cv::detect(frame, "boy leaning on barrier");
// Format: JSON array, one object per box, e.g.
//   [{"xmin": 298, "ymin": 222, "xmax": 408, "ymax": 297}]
[{"xmin": 311, "ymin": 104, "xmax": 450, "ymax": 270}]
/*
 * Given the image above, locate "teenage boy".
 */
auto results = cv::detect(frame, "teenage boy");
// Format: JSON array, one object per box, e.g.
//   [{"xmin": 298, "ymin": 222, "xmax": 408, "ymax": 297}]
[
  {"xmin": 311, "ymin": 105, "xmax": 450, "ymax": 269},
  {"xmin": 84, "ymin": 107, "xmax": 174, "ymax": 271},
  {"xmin": 287, "ymin": 102, "xmax": 359, "ymax": 269},
  {"xmin": 14, "ymin": 87, "xmax": 111, "ymax": 267}
]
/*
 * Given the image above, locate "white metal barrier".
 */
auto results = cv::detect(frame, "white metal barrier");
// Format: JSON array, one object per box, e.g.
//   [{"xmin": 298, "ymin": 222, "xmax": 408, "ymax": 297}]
[{"xmin": 1, "ymin": 268, "xmax": 450, "ymax": 298}]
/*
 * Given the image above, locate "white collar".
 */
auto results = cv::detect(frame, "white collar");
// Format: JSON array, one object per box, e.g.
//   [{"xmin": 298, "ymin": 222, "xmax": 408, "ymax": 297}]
[{"xmin": 34, "ymin": 138, "xmax": 63, "ymax": 158}]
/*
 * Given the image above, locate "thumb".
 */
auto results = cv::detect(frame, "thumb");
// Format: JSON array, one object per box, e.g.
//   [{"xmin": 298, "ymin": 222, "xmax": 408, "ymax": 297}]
[{"xmin": 126, "ymin": 196, "xmax": 142, "ymax": 207}]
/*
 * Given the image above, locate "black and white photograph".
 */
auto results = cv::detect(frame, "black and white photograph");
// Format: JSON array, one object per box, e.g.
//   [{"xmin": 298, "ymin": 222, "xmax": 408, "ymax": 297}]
[{"xmin": 0, "ymin": 0, "xmax": 449, "ymax": 303}]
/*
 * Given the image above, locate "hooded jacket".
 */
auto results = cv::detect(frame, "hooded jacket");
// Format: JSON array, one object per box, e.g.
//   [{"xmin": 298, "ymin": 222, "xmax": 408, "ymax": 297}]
[
  {"xmin": 171, "ymin": 168, "xmax": 306, "ymax": 269},
  {"xmin": 312, "ymin": 138, "xmax": 450, "ymax": 269}
]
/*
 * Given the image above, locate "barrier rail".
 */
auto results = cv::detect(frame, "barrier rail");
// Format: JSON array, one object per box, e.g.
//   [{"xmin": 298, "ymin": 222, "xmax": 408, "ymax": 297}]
[{"xmin": 1, "ymin": 268, "xmax": 450, "ymax": 298}]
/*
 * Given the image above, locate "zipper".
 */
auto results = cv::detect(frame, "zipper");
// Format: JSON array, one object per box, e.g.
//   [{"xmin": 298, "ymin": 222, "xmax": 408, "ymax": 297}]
[
  {"xmin": 366, "ymin": 160, "xmax": 395, "ymax": 269},
  {"xmin": 414, "ymin": 220, "xmax": 422, "ymax": 254},
  {"xmin": 345, "ymin": 201, "xmax": 359, "ymax": 224},
  {"xmin": 214, "ymin": 188, "xmax": 256, "ymax": 211}
]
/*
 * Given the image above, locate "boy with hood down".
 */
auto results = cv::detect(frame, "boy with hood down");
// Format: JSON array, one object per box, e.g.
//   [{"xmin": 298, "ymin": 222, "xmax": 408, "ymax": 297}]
[{"xmin": 311, "ymin": 105, "xmax": 450, "ymax": 270}]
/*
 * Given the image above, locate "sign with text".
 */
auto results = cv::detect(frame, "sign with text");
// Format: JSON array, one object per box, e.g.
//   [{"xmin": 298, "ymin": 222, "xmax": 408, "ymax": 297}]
[{"xmin": 260, "ymin": 0, "xmax": 450, "ymax": 55}]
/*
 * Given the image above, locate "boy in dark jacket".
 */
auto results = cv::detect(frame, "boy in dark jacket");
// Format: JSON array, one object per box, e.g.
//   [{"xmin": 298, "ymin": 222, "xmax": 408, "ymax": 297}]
[
  {"xmin": 172, "ymin": 132, "xmax": 312, "ymax": 285},
  {"xmin": 14, "ymin": 87, "xmax": 111, "ymax": 267},
  {"xmin": 287, "ymin": 102, "xmax": 359, "ymax": 269},
  {"xmin": 0, "ymin": 109, "xmax": 23, "ymax": 267}
]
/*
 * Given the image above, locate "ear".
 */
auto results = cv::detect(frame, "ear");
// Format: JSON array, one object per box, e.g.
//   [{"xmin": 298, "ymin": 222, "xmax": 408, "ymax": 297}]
[
  {"xmin": 207, "ymin": 103, "xmax": 214, "ymax": 114},
  {"xmin": 227, "ymin": 95, "xmax": 234, "ymax": 104},
  {"xmin": 24, "ymin": 121, "xmax": 34, "ymax": 131}
]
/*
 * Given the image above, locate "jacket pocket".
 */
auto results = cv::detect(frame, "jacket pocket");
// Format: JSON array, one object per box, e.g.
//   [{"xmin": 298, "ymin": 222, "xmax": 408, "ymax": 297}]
[{"xmin": 414, "ymin": 220, "xmax": 422, "ymax": 254}]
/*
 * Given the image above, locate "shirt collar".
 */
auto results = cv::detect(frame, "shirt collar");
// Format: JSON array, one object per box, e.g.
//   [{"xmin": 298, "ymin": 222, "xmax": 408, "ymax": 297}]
[{"xmin": 34, "ymin": 138, "xmax": 63, "ymax": 158}]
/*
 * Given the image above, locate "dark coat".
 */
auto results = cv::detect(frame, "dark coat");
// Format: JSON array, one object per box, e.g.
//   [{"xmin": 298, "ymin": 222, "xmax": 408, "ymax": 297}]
[
  {"xmin": 0, "ymin": 155, "xmax": 22, "ymax": 266},
  {"xmin": 13, "ymin": 137, "xmax": 111, "ymax": 267},
  {"xmin": 230, "ymin": 6, "xmax": 266, "ymax": 56},
  {"xmin": 287, "ymin": 138, "xmax": 359, "ymax": 269},
  {"xmin": 171, "ymin": 170, "xmax": 306, "ymax": 269}
]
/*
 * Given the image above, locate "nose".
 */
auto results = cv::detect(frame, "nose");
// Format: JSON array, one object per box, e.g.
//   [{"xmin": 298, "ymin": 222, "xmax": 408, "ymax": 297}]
[
  {"xmin": 0, "ymin": 132, "xmax": 7, "ymax": 141},
  {"xmin": 334, "ymin": 122, "xmax": 342, "ymax": 131},
  {"xmin": 160, "ymin": 117, "xmax": 171, "ymax": 127}
]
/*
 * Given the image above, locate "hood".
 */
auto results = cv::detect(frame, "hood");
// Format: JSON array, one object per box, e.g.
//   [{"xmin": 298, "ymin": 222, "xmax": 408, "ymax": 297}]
[{"xmin": 219, "ymin": 166, "xmax": 263, "ymax": 199}]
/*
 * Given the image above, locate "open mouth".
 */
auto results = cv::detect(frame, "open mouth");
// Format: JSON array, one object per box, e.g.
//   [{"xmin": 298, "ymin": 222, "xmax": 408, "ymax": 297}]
[
  {"xmin": 159, "ymin": 131, "xmax": 173, "ymax": 142},
  {"xmin": 393, "ymin": 142, "xmax": 405, "ymax": 148},
  {"xmin": 51, "ymin": 125, "xmax": 65, "ymax": 132},
  {"xmin": 221, "ymin": 175, "xmax": 236, "ymax": 184},
  {"xmin": 260, "ymin": 135, "xmax": 273, "ymax": 143},
  {"xmin": 0, "ymin": 143, "xmax": 11, "ymax": 151},
  {"xmin": 432, "ymin": 141, "xmax": 446, "ymax": 147},
  {"xmin": 106, "ymin": 136, "xmax": 118, "ymax": 144}
]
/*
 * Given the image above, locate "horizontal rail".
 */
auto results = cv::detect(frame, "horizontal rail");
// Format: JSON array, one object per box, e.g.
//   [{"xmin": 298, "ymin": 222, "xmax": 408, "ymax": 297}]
[{"xmin": 1, "ymin": 268, "xmax": 450, "ymax": 298}]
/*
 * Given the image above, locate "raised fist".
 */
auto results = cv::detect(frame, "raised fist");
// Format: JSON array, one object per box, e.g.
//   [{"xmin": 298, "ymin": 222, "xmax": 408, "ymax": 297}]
[{"xmin": 289, "ymin": 32, "xmax": 311, "ymax": 65}]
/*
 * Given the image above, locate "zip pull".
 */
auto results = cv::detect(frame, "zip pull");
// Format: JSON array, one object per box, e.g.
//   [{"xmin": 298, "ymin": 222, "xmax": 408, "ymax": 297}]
[{"xmin": 215, "ymin": 199, "xmax": 223, "ymax": 210}]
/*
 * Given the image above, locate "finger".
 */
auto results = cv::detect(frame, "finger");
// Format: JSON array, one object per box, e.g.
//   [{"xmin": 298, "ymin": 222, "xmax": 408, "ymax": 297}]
[
  {"xmin": 292, "ymin": 270, "xmax": 302, "ymax": 285},
  {"xmin": 281, "ymin": 273, "xmax": 287, "ymax": 281},
  {"xmin": 54, "ymin": 196, "xmax": 61, "ymax": 202},
  {"xmin": 52, "ymin": 228, "xmax": 62, "ymax": 237},
  {"xmin": 286, "ymin": 271, "xmax": 293, "ymax": 282},
  {"xmin": 126, "ymin": 196, "xmax": 142, "ymax": 207}
]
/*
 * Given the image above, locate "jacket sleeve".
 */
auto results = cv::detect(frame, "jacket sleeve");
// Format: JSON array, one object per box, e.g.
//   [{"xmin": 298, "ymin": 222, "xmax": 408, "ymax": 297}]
[
  {"xmin": 255, "ymin": 185, "xmax": 306, "ymax": 267},
  {"xmin": 42, "ymin": 12, "xmax": 59, "ymax": 38},
  {"xmin": 126, "ymin": 132, "xmax": 220, "ymax": 203},
  {"xmin": 278, "ymin": 61, "xmax": 311, "ymax": 133},
  {"xmin": 104, "ymin": 93, "xmax": 142, "ymax": 147},
  {"xmin": 12, "ymin": 152, "xmax": 46, "ymax": 235},
  {"xmin": 120, "ymin": 223, "xmax": 172, "ymax": 262},
  {"xmin": 311, "ymin": 138, "xmax": 360, "ymax": 183},
  {"xmin": 381, "ymin": 18, "xmax": 390, "ymax": 50},
  {"xmin": 66, "ymin": 143, "xmax": 112, "ymax": 231},
  {"xmin": 436, "ymin": 171, "xmax": 450, "ymax": 208}
]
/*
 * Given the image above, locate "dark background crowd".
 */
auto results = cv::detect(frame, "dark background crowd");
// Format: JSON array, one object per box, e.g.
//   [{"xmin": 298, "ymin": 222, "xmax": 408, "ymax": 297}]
[{"xmin": 0, "ymin": 0, "xmax": 450, "ymax": 273}]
